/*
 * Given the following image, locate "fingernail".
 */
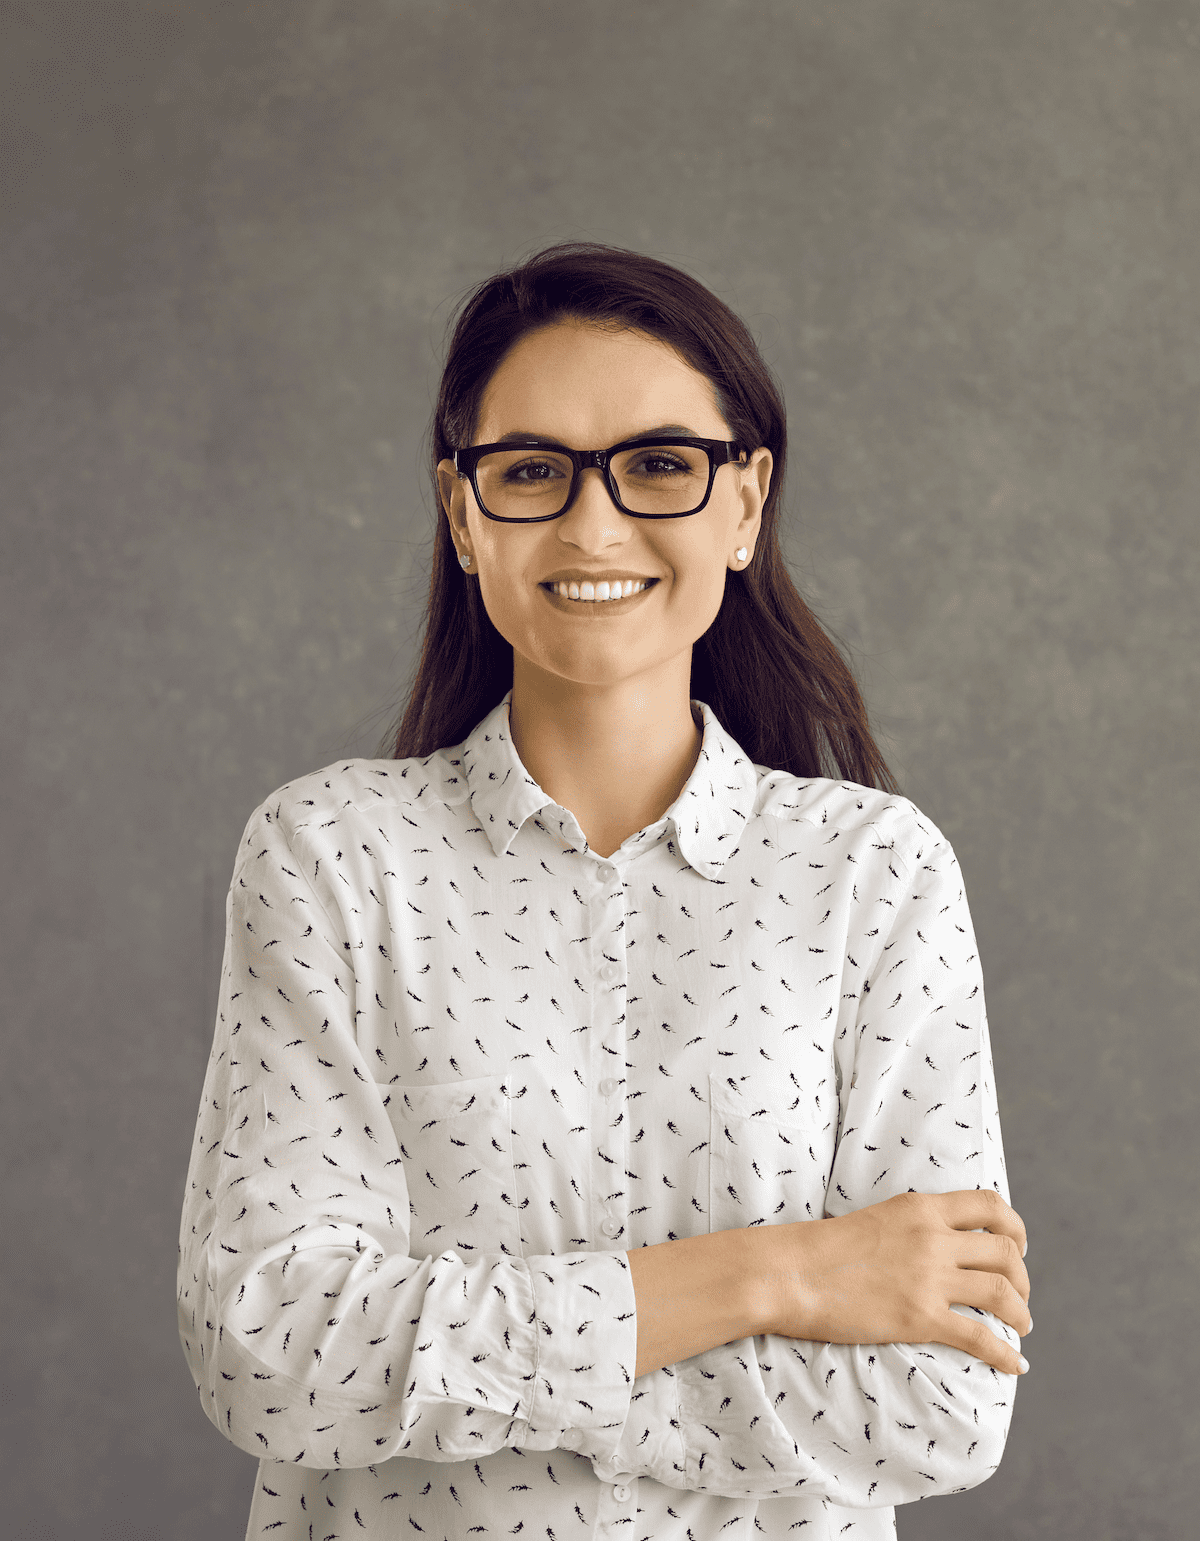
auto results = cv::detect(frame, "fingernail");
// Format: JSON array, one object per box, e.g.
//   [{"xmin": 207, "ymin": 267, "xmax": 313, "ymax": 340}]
[
  {"xmin": 1022, "ymin": 1240, "xmax": 1027, "ymax": 1258},
  {"xmin": 1026, "ymin": 1315, "xmax": 1033, "ymax": 1333},
  {"xmin": 1017, "ymin": 1355, "xmax": 1030, "ymax": 1374}
]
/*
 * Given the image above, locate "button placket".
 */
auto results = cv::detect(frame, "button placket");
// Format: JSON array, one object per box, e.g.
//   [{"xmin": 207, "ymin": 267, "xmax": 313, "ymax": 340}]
[
  {"xmin": 590, "ymin": 864, "xmax": 628, "ymax": 1249},
  {"xmin": 607, "ymin": 1470, "xmax": 636, "ymax": 1505}
]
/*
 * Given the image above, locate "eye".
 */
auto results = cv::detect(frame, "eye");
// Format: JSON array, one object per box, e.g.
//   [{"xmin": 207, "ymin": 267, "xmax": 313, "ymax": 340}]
[
  {"xmin": 504, "ymin": 457, "xmax": 568, "ymax": 483},
  {"xmin": 631, "ymin": 453, "xmax": 690, "ymax": 478}
]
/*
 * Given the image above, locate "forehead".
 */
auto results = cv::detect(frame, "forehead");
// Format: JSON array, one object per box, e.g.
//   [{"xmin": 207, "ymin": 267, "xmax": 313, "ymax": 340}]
[{"xmin": 474, "ymin": 320, "xmax": 729, "ymax": 444}]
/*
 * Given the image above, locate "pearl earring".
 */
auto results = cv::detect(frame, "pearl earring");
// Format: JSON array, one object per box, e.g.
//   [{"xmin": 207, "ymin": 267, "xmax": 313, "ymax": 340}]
[
  {"xmin": 735, "ymin": 547, "xmax": 747, "ymax": 562},
  {"xmin": 459, "ymin": 553, "xmax": 472, "ymax": 569}
]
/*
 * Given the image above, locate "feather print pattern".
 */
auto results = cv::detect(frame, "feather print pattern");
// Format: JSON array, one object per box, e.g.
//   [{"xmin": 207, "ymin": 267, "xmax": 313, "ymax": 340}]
[{"xmin": 177, "ymin": 690, "xmax": 1017, "ymax": 1540}]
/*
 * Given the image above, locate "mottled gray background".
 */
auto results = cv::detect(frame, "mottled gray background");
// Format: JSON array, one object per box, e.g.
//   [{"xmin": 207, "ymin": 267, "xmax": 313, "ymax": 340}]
[{"xmin": 2, "ymin": 1, "xmax": 1197, "ymax": 1537}]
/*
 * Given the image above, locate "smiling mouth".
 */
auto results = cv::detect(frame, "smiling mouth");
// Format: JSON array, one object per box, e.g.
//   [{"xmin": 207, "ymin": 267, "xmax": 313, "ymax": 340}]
[{"xmin": 542, "ymin": 578, "xmax": 659, "ymax": 604}]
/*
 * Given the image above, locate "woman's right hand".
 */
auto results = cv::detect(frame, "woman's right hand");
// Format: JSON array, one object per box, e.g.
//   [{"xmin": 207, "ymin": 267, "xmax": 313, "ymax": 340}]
[{"xmin": 757, "ymin": 1188, "xmax": 1032, "ymax": 1376}]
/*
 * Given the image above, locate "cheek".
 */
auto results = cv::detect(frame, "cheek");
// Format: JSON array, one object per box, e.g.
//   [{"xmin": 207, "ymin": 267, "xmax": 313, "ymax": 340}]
[
  {"xmin": 468, "ymin": 512, "xmax": 503, "ymax": 566},
  {"xmin": 474, "ymin": 568, "xmax": 556, "ymax": 663},
  {"xmin": 675, "ymin": 558, "xmax": 729, "ymax": 626},
  {"xmin": 476, "ymin": 571, "xmax": 523, "ymax": 637},
  {"xmin": 468, "ymin": 517, "xmax": 534, "ymax": 603}
]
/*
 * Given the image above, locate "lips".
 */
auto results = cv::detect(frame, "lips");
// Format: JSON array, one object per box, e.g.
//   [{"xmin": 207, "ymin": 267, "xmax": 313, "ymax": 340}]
[
  {"xmin": 541, "ymin": 572, "xmax": 658, "ymax": 587},
  {"xmin": 541, "ymin": 578, "xmax": 658, "ymax": 611}
]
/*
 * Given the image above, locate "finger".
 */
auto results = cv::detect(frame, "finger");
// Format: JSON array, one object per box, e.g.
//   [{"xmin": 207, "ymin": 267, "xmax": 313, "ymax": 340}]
[
  {"xmin": 929, "ymin": 1188, "xmax": 1027, "ymax": 1254},
  {"xmin": 953, "ymin": 1230, "xmax": 1031, "ymax": 1305},
  {"xmin": 936, "ymin": 1312, "xmax": 1029, "ymax": 1376},
  {"xmin": 945, "ymin": 1265, "xmax": 1033, "ymax": 1338}
]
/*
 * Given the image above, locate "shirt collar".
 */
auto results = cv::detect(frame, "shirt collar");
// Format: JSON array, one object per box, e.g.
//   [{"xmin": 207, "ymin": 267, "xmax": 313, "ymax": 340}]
[{"xmin": 459, "ymin": 689, "xmax": 758, "ymax": 880}]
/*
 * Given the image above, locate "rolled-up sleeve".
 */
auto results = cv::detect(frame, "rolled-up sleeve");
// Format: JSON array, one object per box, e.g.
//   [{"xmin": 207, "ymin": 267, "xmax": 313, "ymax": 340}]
[
  {"xmin": 600, "ymin": 818, "xmax": 1019, "ymax": 1504},
  {"xmin": 176, "ymin": 800, "xmax": 637, "ymax": 1470}
]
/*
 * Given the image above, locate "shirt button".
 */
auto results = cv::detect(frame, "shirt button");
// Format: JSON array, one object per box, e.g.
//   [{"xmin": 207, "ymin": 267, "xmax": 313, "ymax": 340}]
[
  {"xmin": 560, "ymin": 1427, "xmax": 583, "ymax": 1450},
  {"xmin": 613, "ymin": 1482, "xmax": 632, "ymax": 1502},
  {"xmin": 601, "ymin": 962, "xmax": 620, "ymax": 983},
  {"xmin": 599, "ymin": 864, "xmax": 617, "ymax": 882},
  {"xmin": 599, "ymin": 1077, "xmax": 618, "ymax": 1096},
  {"xmin": 600, "ymin": 1216, "xmax": 621, "ymax": 1238}
]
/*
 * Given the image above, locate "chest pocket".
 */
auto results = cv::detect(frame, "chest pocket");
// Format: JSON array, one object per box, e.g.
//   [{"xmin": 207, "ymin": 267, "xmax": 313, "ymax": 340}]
[
  {"xmin": 383, "ymin": 1073, "xmax": 524, "ymax": 1260},
  {"xmin": 708, "ymin": 1070, "xmax": 836, "ymax": 1235}
]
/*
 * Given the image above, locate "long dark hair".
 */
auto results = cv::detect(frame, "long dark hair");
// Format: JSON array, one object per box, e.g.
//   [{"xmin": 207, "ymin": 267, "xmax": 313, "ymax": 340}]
[{"xmin": 378, "ymin": 242, "xmax": 897, "ymax": 792}]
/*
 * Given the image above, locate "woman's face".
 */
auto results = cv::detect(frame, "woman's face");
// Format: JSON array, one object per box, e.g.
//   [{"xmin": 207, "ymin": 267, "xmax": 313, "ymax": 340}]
[{"xmin": 437, "ymin": 319, "xmax": 773, "ymax": 694}]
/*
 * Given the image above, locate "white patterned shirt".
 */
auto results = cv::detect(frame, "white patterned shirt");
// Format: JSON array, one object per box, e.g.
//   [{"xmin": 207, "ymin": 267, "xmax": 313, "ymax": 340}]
[{"xmin": 177, "ymin": 689, "xmax": 1019, "ymax": 1541}]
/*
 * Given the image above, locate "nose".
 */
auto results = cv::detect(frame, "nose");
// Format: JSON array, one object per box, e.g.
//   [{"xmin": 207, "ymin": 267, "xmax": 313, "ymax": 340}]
[{"xmin": 557, "ymin": 464, "xmax": 630, "ymax": 540}]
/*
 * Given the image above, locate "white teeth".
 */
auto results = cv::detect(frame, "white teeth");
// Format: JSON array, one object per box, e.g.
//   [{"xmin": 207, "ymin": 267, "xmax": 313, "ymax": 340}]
[{"xmin": 552, "ymin": 580, "xmax": 647, "ymax": 602}]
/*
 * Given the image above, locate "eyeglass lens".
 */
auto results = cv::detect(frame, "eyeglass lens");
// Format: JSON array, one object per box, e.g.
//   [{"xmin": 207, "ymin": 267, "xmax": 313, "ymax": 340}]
[{"xmin": 475, "ymin": 443, "xmax": 712, "ymax": 519}]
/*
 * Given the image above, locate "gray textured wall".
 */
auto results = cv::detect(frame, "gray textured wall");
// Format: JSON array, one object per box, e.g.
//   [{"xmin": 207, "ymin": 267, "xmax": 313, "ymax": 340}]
[{"xmin": 3, "ymin": 3, "xmax": 1197, "ymax": 1537}]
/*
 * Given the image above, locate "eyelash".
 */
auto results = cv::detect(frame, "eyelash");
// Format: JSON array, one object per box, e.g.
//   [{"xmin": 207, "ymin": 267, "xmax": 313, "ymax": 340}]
[{"xmin": 506, "ymin": 454, "xmax": 690, "ymax": 480}]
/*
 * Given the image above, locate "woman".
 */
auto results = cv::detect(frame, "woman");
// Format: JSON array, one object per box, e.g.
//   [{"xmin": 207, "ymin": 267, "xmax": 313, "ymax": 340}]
[{"xmin": 178, "ymin": 243, "xmax": 1031, "ymax": 1541}]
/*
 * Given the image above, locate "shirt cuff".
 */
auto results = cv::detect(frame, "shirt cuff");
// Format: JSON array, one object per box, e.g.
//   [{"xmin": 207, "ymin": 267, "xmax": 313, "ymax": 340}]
[
  {"xmin": 519, "ymin": 1250, "xmax": 638, "ymax": 1461},
  {"xmin": 591, "ymin": 1361, "xmax": 685, "ymax": 1485}
]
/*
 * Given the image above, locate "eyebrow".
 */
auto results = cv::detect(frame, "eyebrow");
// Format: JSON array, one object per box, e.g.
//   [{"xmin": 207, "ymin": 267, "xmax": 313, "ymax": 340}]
[{"xmin": 489, "ymin": 423, "xmax": 700, "ymax": 447}]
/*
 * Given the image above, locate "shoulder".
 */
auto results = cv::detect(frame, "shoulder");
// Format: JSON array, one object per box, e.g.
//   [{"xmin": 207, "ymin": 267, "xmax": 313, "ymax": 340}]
[
  {"xmin": 239, "ymin": 749, "xmax": 473, "ymax": 853},
  {"xmin": 750, "ymin": 770, "xmax": 951, "ymax": 870}
]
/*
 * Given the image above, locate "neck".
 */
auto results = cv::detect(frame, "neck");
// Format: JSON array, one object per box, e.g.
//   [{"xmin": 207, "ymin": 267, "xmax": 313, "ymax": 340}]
[{"xmin": 507, "ymin": 653, "xmax": 703, "ymax": 860}]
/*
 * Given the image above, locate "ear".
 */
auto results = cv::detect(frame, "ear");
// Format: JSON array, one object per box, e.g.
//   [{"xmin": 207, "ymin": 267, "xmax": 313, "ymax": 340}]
[
  {"xmin": 735, "ymin": 446, "xmax": 772, "ymax": 545},
  {"xmin": 437, "ymin": 459, "xmax": 465, "ymax": 524},
  {"xmin": 437, "ymin": 459, "xmax": 474, "ymax": 560}
]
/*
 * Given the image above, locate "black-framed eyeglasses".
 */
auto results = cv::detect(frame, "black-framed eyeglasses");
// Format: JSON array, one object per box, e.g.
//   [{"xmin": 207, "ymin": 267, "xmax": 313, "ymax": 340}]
[{"xmin": 452, "ymin": 435, "xmax": 747, "ymax": 523}]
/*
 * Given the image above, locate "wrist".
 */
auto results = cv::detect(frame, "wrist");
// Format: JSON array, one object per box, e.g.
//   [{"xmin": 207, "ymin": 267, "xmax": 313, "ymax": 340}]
[
  {"xmin": 714, "ymin": 1223, "xmax": 775, "ymax": 1341},
  {"xmin": 738, "ymin": 1220, "xmax": 784, "ymax": 1338},
  {"xmin": 628, "ymin": 1224, "xmax": 772, "ymax": 1377},
  {"xmin": 747, "ymin": 1218, "xmax": 825, "ymax": 1342}
]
